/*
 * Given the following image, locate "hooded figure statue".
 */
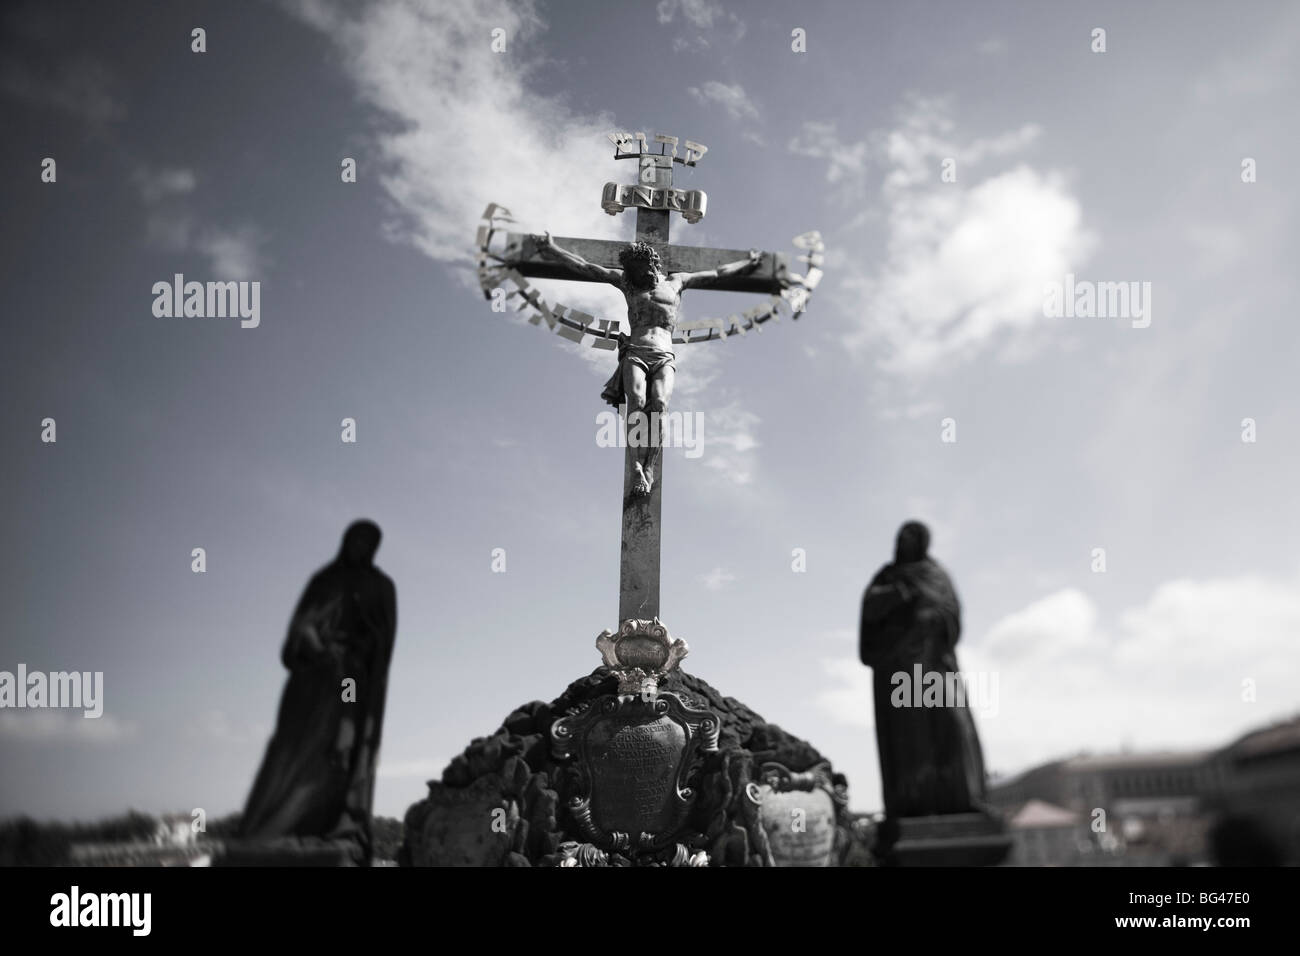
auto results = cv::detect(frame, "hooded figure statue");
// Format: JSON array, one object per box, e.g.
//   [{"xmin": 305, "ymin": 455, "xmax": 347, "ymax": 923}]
[
  {"xmin": 859, "ymin": 521, "xmax": 987, "ymax": 819},
  {"xmin": 238, "ymin": 520, "xmax": 397, "ymax": 865}
]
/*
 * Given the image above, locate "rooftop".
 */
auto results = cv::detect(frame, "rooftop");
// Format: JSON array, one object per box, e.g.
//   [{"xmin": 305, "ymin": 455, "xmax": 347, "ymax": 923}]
[{"xmin": 1009, "ymin": 799, "xmax": 1080, "ymax": 829}]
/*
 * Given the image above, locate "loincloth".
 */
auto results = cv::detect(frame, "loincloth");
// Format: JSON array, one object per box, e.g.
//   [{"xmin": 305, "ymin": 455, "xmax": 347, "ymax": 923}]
[{"xmin": 600, "ymin": 339, "xmax": 676, "ymax": 407}]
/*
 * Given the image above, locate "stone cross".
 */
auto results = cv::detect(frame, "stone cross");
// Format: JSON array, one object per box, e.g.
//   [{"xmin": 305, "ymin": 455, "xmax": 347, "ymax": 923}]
[{"xmin": 482, "ymin": 132, "xmax": 816, "ymax": 627}]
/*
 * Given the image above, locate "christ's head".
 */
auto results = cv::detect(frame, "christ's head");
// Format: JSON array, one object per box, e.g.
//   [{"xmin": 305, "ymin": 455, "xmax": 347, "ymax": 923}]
[{"xmin": 619, "ymin": 241, "xmax": 662, "ymax": 288}]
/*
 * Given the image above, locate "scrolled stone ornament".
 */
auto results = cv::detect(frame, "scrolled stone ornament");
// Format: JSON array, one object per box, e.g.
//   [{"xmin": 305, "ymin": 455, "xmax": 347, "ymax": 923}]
[
  {"xmin": 594, "ymin": 617, "xmax": 689, "ymax": 698},
  {"xmin": 557, "ymin": 841, "xmax": 610, "ymax": 868}
]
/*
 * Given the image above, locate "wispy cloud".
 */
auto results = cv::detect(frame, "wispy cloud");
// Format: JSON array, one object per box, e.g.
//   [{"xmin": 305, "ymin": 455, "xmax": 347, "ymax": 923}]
[
  {"xmin": 1, "ymin": 4, "xmax": 125, "ymax": 125},
  {"xmin": 133, "ymin": 167, "xmax": 197, "ymax": 204},
  {"xmin": 196, "ymin": 226, "xmax": 268, "ymax": 281},
  {"xmin": 656, "ymin": 0, "xmax": 724, "ymax": 28},
  {"xmin": 689, "ymin": 80, "xmax": 759, "ymax": 122},
  {"xmin": 972, "ymin": 574, "xmax": 1294, "ymax": 770},
  {"xmin": 657, "ymin": 0, "xmax": 744, "ymax": 51},
  {"xmin": 699, "ymin": 566, "xmax": 737, "ymax": 590},
  {"xmin": 0, "ymin": 711, "xmax": 135, "ymax": 743},
  {"xmin": 143, "ymin": 214, "xmax": 268, "ymax": 280},
  {"xmin": 968, "ymin": 574, "xmax": 1300, "ymax": 775},
  {"xmin": 134, "ymin": 164, "xmax": 267, "ymax": 279},
  {"xmin": 289, "ymin": 0, "xmax": 622, "ymax": 276},
  {"xmin": 289, "ymin": 0, "xmax": 638, "ymax": 337},
  {"xmin": 796, "ymin": 98, "xmax": 1094, "ymax": 374},
  {"xmin": 0, "ymin": 55, "xmax": 124, "ymax": 126},
  {"xmin": 787, "ymin": 121, "xmax": 870, "ymax": 195},
  {"xmin": 673, "ymin": 346, "xmax": 762, "ymax": 489},
  {"xmin": 819, "ymin": 572, "xmax": 1300, "ymax": 776}
]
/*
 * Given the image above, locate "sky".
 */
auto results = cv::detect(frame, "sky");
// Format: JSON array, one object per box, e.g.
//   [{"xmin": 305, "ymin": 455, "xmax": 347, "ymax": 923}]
[{"xmin": 2, "ymin": 0, "xmax": 1298, "ymax": 822}]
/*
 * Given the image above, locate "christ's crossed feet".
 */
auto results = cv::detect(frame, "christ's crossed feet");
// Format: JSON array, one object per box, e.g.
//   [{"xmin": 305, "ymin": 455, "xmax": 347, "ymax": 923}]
[{"xmin": 632, "ymin": 461, "xmax": 655, "ymax": 497}]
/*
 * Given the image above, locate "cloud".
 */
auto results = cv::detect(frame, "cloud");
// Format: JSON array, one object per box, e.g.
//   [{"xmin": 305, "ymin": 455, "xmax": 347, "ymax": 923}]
[
  {"xmin": 688, "ymin": 80, "xmax": 759, "ymax": 122},
  {"xmin": 143, "ymin": 214, "xmax": 268, "ymax": 280},
  {"xmin": 699, "ymin": 566, "xmax": 737, "ymax": 590},
  {"xmin": 134, "ymin": 167, "xmax": 197, "ymax": 204},
  {"xmin": 196, "ymin": 226, "xmax": 268, "ymax": 280},
  {"xmin": 799, "ymin": 100, "xmax": 1094, "ymax": 373},
  {"xmin": 0, "ymin": 711, "xmax": 135, "ymax": 743},
  {"xmin": 134, "ymin": 164, "xmax": 267, "ymax": 279},
  {"xmin": 818, "ymin": 572, "xmax": 1300, "ymax": 777},
  {"xmin": 971, "ymin": 576, "xmax": 1300, "ymax": 774},
  {"xmin": 289, "ymin": 0, "xmax": 766, "ymax": 486},
  {"xmin": 787, "ymin": 121, "xmax": 870, "ymax": 193},
  {"xmin": 699, "ymin": 400, "xmax": 760, "ymax": 486},
  {"xmin": 288, "ymin": 0, "xmax": 623, "ymax": 279},
  {"xmin": 850, "ymin": 164, "xmax": 1093, "ymax": 371},
  {"xmin": 656, "ymin": 0, "xmax": 744, "ymax": 51},
  {"xmin": 0, "ymin": 54, "xmax": 124, "ymax": 125},
  {"xmin": 672, "ymin": 346, "xmax": 762, "ymax": 488},
  {"xmin": 656, "ymin": 0, "xmax": 724, "ymax": 28}
]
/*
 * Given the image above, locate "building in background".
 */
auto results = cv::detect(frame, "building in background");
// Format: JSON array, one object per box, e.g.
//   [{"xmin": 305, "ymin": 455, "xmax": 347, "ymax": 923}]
[
  {"xmin": 989, "ymin": 713, "xmax": 1300, "ymax": 866},
  {"xmin": 1006, "ymin": 799, "xmax": 1086, "ymax": 866},
  {"xmin": 1208, "ymin": 717, "xmax": 1300, "ymax": 865}
]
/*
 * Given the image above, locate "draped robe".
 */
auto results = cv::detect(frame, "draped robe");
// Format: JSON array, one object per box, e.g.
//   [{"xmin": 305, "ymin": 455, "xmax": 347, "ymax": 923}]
[
  {"xmin": 238, "ymin": 534, "xmax": 396, "ymax": 864},
  {"xmin": 859, "ymin": 557, "xmax": 987, "ymax": 818}
]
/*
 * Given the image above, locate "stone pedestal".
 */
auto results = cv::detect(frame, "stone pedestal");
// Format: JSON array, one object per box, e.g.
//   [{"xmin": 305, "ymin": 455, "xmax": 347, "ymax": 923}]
[
  {"xmin": 215, "ymin": 836, "xmax": 361, "ymax": 867},
  {"xmin": 875, "ymin": 811, "xmax": 1012, "ymax": 867},
  {"xmin": 401, "ymin": 667, "xmax": 859, "ymax": 866}
]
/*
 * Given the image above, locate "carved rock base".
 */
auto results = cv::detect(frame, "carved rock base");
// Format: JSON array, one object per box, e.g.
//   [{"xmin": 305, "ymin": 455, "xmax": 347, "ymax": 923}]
[{"xmin": 401, "ymin": 667, "xmax": 858, "ymax": 866}]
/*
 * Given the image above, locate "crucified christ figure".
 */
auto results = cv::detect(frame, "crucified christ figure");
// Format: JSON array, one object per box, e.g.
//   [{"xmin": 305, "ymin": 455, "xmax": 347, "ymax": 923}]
[{"xmin": 538, "ymin": 233, "xmax": 761, "ymax": 496}]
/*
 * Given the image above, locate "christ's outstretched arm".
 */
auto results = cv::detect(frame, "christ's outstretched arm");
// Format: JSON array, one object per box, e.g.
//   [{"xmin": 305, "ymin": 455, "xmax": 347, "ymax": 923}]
[
  {"xmin": 674, "ymin": 249, "xmax": 762, "ymax": 289},
  {"xmin": 536, "ymin": 232, "xmax": 623, "ymax": 285}
]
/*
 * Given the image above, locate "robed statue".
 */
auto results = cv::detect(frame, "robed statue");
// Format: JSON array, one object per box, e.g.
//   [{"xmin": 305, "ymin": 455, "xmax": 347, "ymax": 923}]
[
  {"xmin": 238, "ymin": 519, "xmax": 397, "ymax": 865},
  {"xmin": 859, "ymin": 521, "xmax": 987, "ymax": 818}
]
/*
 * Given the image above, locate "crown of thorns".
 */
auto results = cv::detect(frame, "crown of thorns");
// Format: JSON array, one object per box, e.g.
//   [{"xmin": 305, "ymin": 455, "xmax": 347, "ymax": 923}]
[{"xmin": 618, "ymin": 241, "xmax": 661, "ymax": 270}]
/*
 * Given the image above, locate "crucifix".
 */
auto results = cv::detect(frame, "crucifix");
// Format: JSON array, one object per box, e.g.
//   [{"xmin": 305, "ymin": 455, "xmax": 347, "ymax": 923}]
[{"xmin": 476, "ymin": 131, "xmax": 823, "ymax": 629}]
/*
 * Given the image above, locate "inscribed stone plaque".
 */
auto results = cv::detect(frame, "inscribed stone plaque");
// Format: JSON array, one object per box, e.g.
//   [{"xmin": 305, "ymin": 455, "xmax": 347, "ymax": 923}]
[
  {"xmin": 551, "ymin": 690, "xmax": 719, "ymax": 855},
  {"xmin": 588, "ymin": 714, "xmax": 686, "ymax": 838},
  {"xmin": 757, "ymin": 785, "xmax": 837, "ymax": 867}
]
